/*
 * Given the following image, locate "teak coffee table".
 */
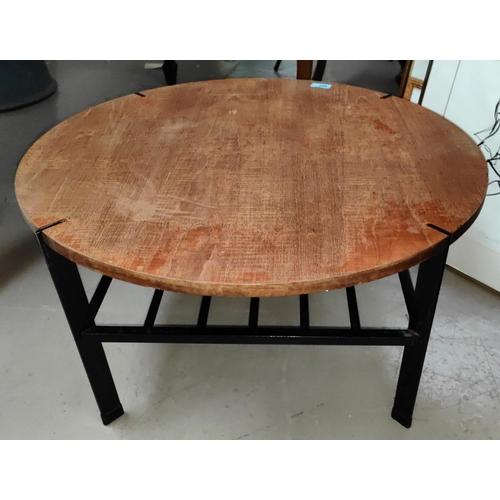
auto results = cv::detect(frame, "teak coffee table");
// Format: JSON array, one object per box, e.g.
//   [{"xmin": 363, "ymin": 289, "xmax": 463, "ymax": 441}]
[{"xmin": 15, "ymin": 79, "xmax": 487, "ymax": 428}]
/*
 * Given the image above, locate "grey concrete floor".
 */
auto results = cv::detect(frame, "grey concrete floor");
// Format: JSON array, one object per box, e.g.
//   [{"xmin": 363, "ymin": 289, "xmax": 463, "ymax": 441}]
[{"xmin": 1, "ymin": 61, "xmax": 500, "ymax": 439}]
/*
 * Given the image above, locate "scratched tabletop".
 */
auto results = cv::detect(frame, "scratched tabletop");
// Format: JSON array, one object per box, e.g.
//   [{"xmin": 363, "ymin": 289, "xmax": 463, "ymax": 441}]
[{"xmin": 15, "ymin": 79, "xmax": 487, "ymax": 297}]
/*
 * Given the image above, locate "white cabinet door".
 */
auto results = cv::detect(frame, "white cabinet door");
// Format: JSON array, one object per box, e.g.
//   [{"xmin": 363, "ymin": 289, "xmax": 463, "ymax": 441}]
[{"xmin": 422, "ymin": 60, "xmax": 500, "ymax": 291}]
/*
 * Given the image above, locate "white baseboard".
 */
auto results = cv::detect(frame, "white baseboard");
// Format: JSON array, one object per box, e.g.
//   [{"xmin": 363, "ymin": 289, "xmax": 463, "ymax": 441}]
[{"xmin": 447, "ymin": 236, "xmax": 500, "ymax": 292}]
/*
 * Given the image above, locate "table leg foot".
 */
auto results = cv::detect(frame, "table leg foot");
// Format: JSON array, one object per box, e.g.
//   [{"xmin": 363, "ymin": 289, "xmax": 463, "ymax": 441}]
[
  {"xmin": 38, "ymin": 233, "xmax": 124, "ymax": 426},
  {"xmin": 391, "ymin": 408, "xmax": 412, "ymax": 428},
  {"xmin": 78, "ymin": 340, "xmax": 124, "ymax": 425},
  {"xmin": 101, "ymin": 404, "xmax": 125, "ymax": 425}
]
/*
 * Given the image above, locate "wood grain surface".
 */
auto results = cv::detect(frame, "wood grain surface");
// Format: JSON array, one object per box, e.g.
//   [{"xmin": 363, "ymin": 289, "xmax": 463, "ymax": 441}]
[{"xmin": 15, "ymin": 79, "xmax": 487, "ymax": 297}]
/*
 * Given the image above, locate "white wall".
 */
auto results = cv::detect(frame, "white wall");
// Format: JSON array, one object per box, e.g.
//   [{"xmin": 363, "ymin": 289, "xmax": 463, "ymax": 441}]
[{"xmin": 422, "ymin": 60, "xmax": 500, "ymax": 290}]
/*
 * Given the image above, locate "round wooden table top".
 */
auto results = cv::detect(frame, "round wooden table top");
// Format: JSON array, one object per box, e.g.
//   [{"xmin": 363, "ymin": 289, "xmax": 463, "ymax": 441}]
[{"xmin": 16, "ymin": 78, "xmax": 487, "ymax": 297}]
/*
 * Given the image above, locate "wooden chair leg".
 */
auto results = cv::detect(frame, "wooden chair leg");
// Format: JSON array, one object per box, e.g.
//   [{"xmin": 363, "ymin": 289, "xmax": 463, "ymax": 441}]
[{"xmin": 297, "ymin": 60, "xmax": 313, "ymax": 80}]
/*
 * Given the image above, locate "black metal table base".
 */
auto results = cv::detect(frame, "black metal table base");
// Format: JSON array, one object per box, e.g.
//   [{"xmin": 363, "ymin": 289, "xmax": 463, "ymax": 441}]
[{"xmin": 36, "ymin": 228, "xmax": 450, "ymax": 429}]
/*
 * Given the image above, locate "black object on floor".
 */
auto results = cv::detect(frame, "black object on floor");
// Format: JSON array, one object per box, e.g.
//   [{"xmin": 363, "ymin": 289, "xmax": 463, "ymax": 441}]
[
  {"xmin": 274, "ymin": 60, "xmax": 327, "ymax": 81},
  {"xmin": 312, "ymin": 60, "xmax": 327, "ymax": 81},
  {"xmin": 0, "ymin": 61, "xmax": 57, "ymax": 112},
  {"xmin": 162, "ymin": 60, "xmax": 178, "ymax": 86}
]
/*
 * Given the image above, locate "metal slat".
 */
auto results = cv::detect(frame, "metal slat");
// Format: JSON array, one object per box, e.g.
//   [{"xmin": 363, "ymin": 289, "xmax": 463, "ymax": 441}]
[
  {"xmin": 346, "ymin": 287, "xmax": 361, "ymax": 329},
  {"xmin": 197, "ymin": 296, "xmax": 212, "ymax": 328},
  {"xmin": 89, "ymin": 276, "xmax": 112, "ymax": 319},
  {"xmin": 300, "ymin": 294, "xmax": 309, "ymax": 329},
  {"xmin": 83, "ymin": 325, "xmax": 416, "ymax": 346},
  {"xmin": 144, "ymin": 290, "xmax": 164, "ymax": 327},
  {"xmin": 249, "ymin": 298, "xmax": 260, "ymax": 328},
  {"xmin": 398, "ymin": 270, "xmax": 416, "ymax": 317}
]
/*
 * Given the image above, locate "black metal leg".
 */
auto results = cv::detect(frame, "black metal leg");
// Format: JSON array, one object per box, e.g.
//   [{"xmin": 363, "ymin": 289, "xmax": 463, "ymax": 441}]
[
  {"xmin": 162, "ymin": 60, "xmax": 178, "ymax": 86},
  {"xmin": 391, "ymin": 240, "xmax": 450, "ymax": 428},
  {"xmin": 274, "ymin": 60, "xmax": 282, "ymax": 72},
  {"xmin": 38, "ymin": 236, "xmax": 124, "ymax": 425},
  {"xmin": 312, "ymin": 60, "xmax": 327, "ymax": 81}
]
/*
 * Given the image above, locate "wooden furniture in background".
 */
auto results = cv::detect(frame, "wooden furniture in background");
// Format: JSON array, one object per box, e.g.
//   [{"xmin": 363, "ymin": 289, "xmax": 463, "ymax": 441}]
[
  {"xmin": 162, "ymin": 61, "xmax": 320, "ymax": 85},
  {"xmin": 274, "ymin": 60, "xmax": 326, "ymax": 80},
  {"xmin": 161, "ymin": 60, "xmax": 326, "ymax": 84},
  {"xmin": 398, "ymin": 60, "xmax": 412, "ymax": 96},
  {"xmin": 296, "ymin": 60, "xmax": 313, "ymax": 79},
  {"xmin": 400, "ymin": 60, "xmax": 433, "ymax": 104}
]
